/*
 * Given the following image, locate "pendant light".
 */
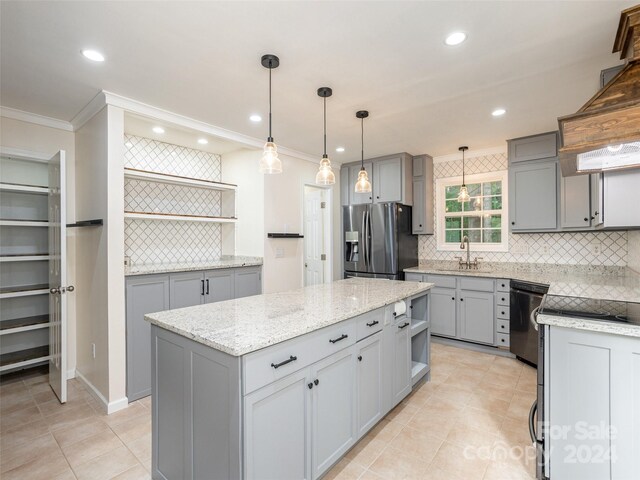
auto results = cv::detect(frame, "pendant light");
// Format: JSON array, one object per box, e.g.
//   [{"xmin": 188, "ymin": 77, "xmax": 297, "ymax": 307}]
[
  {"xmin": 260, "ymin": 54, "xmax": 282, "ymax": 174},
  {"xmin": 315, "ymin": 87, "xmax": 336, "ymax": 185},
  {"xmin": 457, "ymin": 146, "xmax": 470, "ymax": 203},
  {"xmin": 354, "ymin": 110, "xmax": 372, "ymax": 193}
]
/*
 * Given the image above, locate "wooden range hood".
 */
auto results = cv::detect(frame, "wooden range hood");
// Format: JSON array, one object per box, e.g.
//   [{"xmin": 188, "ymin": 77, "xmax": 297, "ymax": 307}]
[{"xmin": 558, "ymin": 4, "xmax": 640, "ymax": 176}]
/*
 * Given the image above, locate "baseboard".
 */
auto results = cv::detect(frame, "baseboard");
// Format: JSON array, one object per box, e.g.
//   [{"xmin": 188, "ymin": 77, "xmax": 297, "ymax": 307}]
[
  {"xmin": 67, "ymin": 368, "xmax": 76, "ymax": 380},
  {"xmin": 75, "ymin": 369, "xmax": 129, "ymax": 414}
]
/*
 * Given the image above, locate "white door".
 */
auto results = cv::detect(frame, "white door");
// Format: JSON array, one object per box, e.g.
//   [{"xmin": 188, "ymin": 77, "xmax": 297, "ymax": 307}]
[
  {"xmin": 48, "ymin": 151, "xmax": 67, "ymax": 403},
  {"xmin": 304, "ymin": 186, "xmax": 328, "ymax": 286}
]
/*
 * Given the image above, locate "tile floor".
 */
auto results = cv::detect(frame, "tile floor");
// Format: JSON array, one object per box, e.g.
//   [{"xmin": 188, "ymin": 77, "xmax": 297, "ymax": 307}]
[{"xmin": 0, "ymin": 342, "xmax": 536, "ymax": 480}]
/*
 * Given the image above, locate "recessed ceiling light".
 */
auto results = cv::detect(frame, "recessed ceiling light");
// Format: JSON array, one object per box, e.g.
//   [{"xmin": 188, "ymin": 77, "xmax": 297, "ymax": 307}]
[
  {"xmin": 445, "ymin": 32, "xmax": 467, "ymax": 46},
  {"xmin": 249, "ymin": 114, "xmax": 262, "ymax": 122},
  {"xmin": 197, "ymin": 138, "xmax": 208, "ymax": 145},
  {"xmin": 81, "ymin": 49, "xmax": 105, "ymax": 62},
  {"xmin": 152, "ymin": 126, "xmax": 165, "ymax": 134},
  {"xmin": 492, "ymin": 108, "xmax": 506, "ymax": 117},
  {"xmin": 336, "ymin": 147, "xmax": 345, "ymax": 153}
]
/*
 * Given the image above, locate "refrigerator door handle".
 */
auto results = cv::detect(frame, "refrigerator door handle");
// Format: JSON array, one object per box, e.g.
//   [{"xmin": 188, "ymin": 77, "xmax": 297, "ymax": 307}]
[
  {"xmin": 361, "ymin": 210, "xmax": 368, "ymax": 269},
  {"xmin": 366, "ymin": 210, "xmax": 372, "ymax": 269}
]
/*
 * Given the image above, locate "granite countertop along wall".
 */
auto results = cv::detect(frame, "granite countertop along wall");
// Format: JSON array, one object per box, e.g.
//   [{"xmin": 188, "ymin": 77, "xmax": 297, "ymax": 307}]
[
  {"xmin": 405, "ymin": 261, "xmax": 640, "ymax": 303},
  {"xmin": 125, "ymin": 255, "xmax": 263, "ymax": 276},
  {"xmin": 145, "ymin": 277, "xmax": 433, "ymax": 356},
  {"xmin": 538, "ymin": 313, "xmax": 640, "ymax": 338}
]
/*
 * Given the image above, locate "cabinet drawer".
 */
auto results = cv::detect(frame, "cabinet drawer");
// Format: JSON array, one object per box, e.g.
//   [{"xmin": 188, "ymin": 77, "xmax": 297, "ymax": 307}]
[
  {"xmin": 496, "ymin": 305, "xmax": 510, "ymax": 319},
  {"xmin": 356, "ymin": 309, "xmax": 384, "ymax": 341},
  {"xmin": 496, "ymin": 293, "xmax": 509, "ymax": 306},
  {"xmin": 426, "ymin": 275, "xmax": 456, "ymax": 289},
  {"xmin": 496, "ymin": 279, "xmax": 510, "ymax": 292},
  {"xmin": 496, "ymin": 332, "xmax": 510, "ymax": 348},
  {"xmin": 496, "ymin": 319, "xmax": 510, "ymax": 334},
  {"xmin": 459, "ymin": 277, "xmax": 494, "ymax": 293},
  {"xmin": 405, "ymin": 273, "xmax": 425, "ymax": 283},
  {"xmin": 243, "ymin": 320, "xmax": 356, "ymax": 394}
]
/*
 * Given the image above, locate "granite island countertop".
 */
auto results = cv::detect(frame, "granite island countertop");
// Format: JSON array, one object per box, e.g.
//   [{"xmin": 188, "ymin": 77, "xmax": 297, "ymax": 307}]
[
  {"xmin": 405, "ymin": 261, "xmax": 640, "ymax": 303},
  {"xmin": 125, "ymin": 255, "xmax": 263, "ymax": 276},
  {"xmin": 145, "ymin": 277, "xmax": 433, "ymax": 356}
]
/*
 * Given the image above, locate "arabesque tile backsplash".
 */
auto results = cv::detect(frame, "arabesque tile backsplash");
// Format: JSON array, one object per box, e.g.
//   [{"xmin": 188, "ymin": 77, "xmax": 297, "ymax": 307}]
[{"xmin": 419, "ymin": 152, "xmax": 629, "ymax": 267}]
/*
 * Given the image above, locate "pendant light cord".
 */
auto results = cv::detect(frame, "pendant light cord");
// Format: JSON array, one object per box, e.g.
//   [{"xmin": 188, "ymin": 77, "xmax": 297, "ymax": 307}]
[
  {"xmin": 323, "ymin": 97, "xmax": 327, "ymax": 156},
  {"xmin": 462, "ymin": 148, "xmax": 465, "ymax": 185},
  {"xmin": 360, "ymin": 117, "xmax": 364, "ymax": 168},
  {"xmin": 268, "ymin": 61, "xmax": 273, "ymax": 141}
]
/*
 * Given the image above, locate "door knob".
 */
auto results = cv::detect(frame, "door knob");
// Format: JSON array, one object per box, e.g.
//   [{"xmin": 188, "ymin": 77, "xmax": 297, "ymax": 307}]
[
  {"xmin": 66, "ymin": 285, "xmax": 75, "ymax": 292},
  {"xmin": 50, "ymin": 287, "xmax": 60, "ymax": 294}
]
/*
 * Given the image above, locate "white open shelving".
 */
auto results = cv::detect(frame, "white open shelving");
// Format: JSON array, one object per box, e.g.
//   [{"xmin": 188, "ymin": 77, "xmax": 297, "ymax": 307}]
[
  {"xmin": 124, "ymin": 168, "xmax": 237, "ymax": 192},
  {"xmin": 0, "ymin": 182, "xmax": 48, "ymax": 195},
  {"xmin": 124, "ymin": 212, "xmax": 237, "ymax": 223},
  {"xmin": 0, "ymin": 220, "xmax": 49, "ymax": 227},
  {"xmin": 0, "ymin": 254, "xmax": 50, "ymax": 263}
]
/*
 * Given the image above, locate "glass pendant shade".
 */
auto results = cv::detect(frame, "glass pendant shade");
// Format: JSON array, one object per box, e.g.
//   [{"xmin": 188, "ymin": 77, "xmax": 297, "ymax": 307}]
[
  {"xmin": 355, "ymin": 167, "xmax": 372, "ymax": 193},
  {"xmin": 260, "ymin": 141, "xmax": 282, "ymax": 174},
  {"xmin": 457, "ymin": 185, "xmax": 470, "ymax": 203},
  {"xmin": 315, "ymin": 156, "xmax": 335, "ymax": 185}
]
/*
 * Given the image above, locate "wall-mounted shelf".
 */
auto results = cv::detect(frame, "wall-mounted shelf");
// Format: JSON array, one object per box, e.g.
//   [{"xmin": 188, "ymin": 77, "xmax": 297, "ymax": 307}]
[
  {"xmin": 125, "ymin": 211, "xmax": 237, "ymax": 224},
  {"xmin": 67, "ymin": 219, "xmax": 103, "ymax": 228},
  {"xmin": 267, "ymin": 233, "xmax": 304, "ymax": 239},
  {"xmin": 0, "ymin": 182, "xmax": 48, "ymax": 195},
  {"xmin": 0, "ymin": 315, "xmax": 50, "ymax": 336},
  {"xmin": 0, "ymin": 345, "xmax": 50, "ymax": 373},
  {"xmin": 0, "ymin": 254, "xmax": 50, "ymax": 263},
  {"xmin": 0, "ymin": 284, "xmax": 49, "ymax": 300},
  {"xmin": 124, "ymin": 168, "xmax": 237, "ymax": 192},
  {"xmin": 0, "ymin": 219, "xmax": 49, "ymax": 227}
]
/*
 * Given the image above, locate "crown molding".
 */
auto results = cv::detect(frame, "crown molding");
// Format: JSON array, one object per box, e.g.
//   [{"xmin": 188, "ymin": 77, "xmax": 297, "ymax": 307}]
[
  {"xmin": 433, "ymin": 145, "xmax": 507, "ymax": 164},
  {"xmin": 0, "ymin": 106, "xmax": 73, "ymax": 132}
]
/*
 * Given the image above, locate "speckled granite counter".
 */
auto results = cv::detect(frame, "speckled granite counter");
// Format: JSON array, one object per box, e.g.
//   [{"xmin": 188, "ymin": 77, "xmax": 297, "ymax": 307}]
[
  {"xmin": 125, "ymin": 255, "xmax": 263, "ymax": 276},
  {"xmin": 404, "ymin": 261, "xmax": 640, "ymax": 303},
  {"xmin": 145, "ymin": 277, "xmax": 433, "ymax": 356}
]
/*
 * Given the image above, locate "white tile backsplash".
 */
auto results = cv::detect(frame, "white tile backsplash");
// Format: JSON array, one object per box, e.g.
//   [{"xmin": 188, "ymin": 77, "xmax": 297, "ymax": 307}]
[
  {"xmin": 419, "ymin": 152, "xmax": 629, "ymax": 267},
  {"xmin": 628, "ymin": 230, "xmax": 640, "ymax": 273}
]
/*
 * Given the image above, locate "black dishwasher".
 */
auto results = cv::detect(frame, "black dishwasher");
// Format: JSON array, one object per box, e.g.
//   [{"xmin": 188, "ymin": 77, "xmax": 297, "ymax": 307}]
[{"xmin": 510, "ymin": 280, "xmax": 549, "ymax": 367}]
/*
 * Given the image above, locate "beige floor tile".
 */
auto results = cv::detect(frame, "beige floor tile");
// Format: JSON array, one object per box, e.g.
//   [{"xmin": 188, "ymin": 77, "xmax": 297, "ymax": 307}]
[
  {"xmin": 369, "ymin": 445, "xmax": 430, "ymax": 480},
  {"xmin": 1, "ymin": 432, "xmax": 62, "ymax": 473},
  {"xmin": 385, "ymin": 402, "xmax": 418, "ymax": 426},
  {"xmin": 388, "ymin": 426, "xmax": 443, "ymax": 462},
  {"xmin": 323, "ymin": 457, "xmax": 366, "ymax": 480},
  {"xmin": 111, "ymin": 463, "xmax": 151, "ymax": 480},
  {"xmin": 433, "ymin": 384, "xmax": 473, "ymax": 406},
  {"xmin": 359, "ymin": 470, "xmax": 387, "ymax": 480},
  {"xmin": 483, "ymin": 460, "xmax": 535, "ymax": 480},
  {"xmin": 506, "ymin": 392, "xmax": 536, "ymax": 421},
  {"xmin": 465, "ymin": 392, "xmax": 511, "ymax": 415},
  {"xmin": 71, "ymin": 445, "xmax": 139, "ymax": 480},
  {"xmin": 52, "ymin": 417, "xmax": 111, "ymax": 449},
  {"xmin": 1, "ymin": 448, "xmax": 71, "ymax": 480},
  {"xmin": 345, "ymin": 434, "xmax": 386, "ymax": 468},
  {"xmin": 46, "ymin": 404, "xmax": 97, "ymax": 431},
  {"xmin": 446, "ymin": 421, "xmax": 497, "ymax": 450},
  {"xmin": 62, "ymin": 429, "xmax": 124, "ymax": 469},
  {"xmin": 125, "ymin": 431, "xmax": 152, "ymax": 464},
  {"xmin": 366, "ymin": 419, "xmax": 404, "ymax": 443},
  {"xmin": 32, "ymin": 387, "xmax": 59, "ymax": 405},
  {"xmin": 101, "ymin": 402, "xmax": 148, "ymax": 427},
  {"xmin": 110, "ymin": 413, "xmax": 151, "ymax": 444},
  {"xmin": 0, "ymin": 392, "xmax": 37, "ymax": 415},
  {"xmin": 37, "ymin": 396, "xmax": 89, "ymax": 417},
  {"xmin": 27, "ymin": 381, "xmax": 56, "ymax": 395},
  {"xmin": 475, "ymin": 382, "xmax": 517, "ymax": 401},
  {"xmin": 430, "ymin": 441, "xmax": 489, "ymax": 480},
  {"xmin": 0, "ymin": 404, "xmax": 43, "ymax": 429},
  {"xmin": 138, "ymin": 395, "xmax": 152, "ymax": 410},
  {"xmin": 408, "ymin": 406, "xmax": 457, "ymax": 440},
  {"xmin": 423, "ymin": 393, "xmax": 465, "ymax": 414},
  {"xmin": 458, "ymin": 406, "xmax": 505, "ymax": 433},
  {"xmin": 50, "ymin": 466, "xmax": 78, "ymax": 480},
  {"xmin": 0, "ymin": 417, "xmax": 50, "ymax": 450},
  {"xmin": 498, "ymin": 417, "xmax": 533, "ymax": 446},
  {"xmin": 442, "ymin": 372, "xmax": 482, "ymax": 390}
]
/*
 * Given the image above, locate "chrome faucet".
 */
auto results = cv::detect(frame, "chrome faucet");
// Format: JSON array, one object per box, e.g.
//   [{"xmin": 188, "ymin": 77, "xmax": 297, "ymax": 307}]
[{"xmin": 455, "ymin": 235, "xmax": 482, "ymax": 269}]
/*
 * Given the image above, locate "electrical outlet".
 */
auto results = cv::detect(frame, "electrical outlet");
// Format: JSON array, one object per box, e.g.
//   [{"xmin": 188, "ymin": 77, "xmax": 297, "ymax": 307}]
[
  {"xmin": 124, "ymin": 256, "xmax": 131, "ymax": 267},
  {"xmin": 91, "ymin": 343, "xmax": 96, "ymax": 359},
  {"xmin": 589, "ymin": 242, "xmax": 602, "ymax": 255},
  {"xmin": 511, "ymin": 244, "xmax": 529, "ymax": 254}
]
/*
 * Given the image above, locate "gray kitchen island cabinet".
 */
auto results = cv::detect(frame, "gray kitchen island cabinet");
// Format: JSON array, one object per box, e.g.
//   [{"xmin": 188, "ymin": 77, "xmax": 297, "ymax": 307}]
[{"xmin": 146, "ymin": 277, "xmax": 431, "ymax": 480}]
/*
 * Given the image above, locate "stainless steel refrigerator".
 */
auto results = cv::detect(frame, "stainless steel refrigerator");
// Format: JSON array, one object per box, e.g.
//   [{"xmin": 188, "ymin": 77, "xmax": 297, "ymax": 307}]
[{"xmin": 343, "ymin": 203, "xmax": 417, "ymax": 280}]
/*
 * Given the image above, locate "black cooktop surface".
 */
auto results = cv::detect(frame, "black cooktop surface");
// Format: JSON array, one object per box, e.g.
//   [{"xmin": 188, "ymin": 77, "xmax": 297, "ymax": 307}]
[{"xmin": 540, "ymin": 295, "xmax": 640, "ymax": 326}]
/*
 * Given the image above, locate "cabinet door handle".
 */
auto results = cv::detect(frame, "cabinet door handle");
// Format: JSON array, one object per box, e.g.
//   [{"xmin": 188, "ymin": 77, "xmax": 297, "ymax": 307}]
[
  {"xmin": 358, "ymin": 355, "xmax": 363, "ymax": 362},
  {"xmin": 366, "ymin": 320, "xmax": 379, "ymax": 327},
  {"xmin": 584, "ymin": 217, "xmax": 589, "ymax": 222},
  {"xmin": 206, "ymin": 279, "xmax": 210, "ymax": 295},
  {"xmin": 419, "ymin": 224, "xmax": 422, "ymax": 228},
  {"xmin": 201, "ymin": 279, "xmax": 205, "ymax": 296},
  {"xmin": 271, "ymin": 355, "xmax": 297, "ymax": 369},
  {"xmin": 460, "ymin": 298, "xmax": 464, "ymax": 302},
  {"xmin": 314, "ymin": 379, "xmax": 319, "ymax": 386},
  {"xmin": 501, "ymin": 311, "xmax": 506, "ymax": 315},
  {"xmin": 451, "ymin": 296, "xmax": 455, "ymax": 300},
  {"xmin": 329, "ymin": 334, "xmax": 348, "ymax": 344},
  {"xmin": 398, "ymin": 322, "xmax": 410, "ymax": 330},
  {"xmin": 511, "ymin": 221, "xmax": 515, "ymax": 225},
  {"xmin": 308, "ymin": 382, "xmax": 313, "ymax": 389}
]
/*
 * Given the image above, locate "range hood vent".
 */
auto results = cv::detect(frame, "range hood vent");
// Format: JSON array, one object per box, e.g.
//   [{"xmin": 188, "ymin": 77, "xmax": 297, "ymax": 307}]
[{"xmin": 558, "ymin": 5, "xmax": 640, "ymax": 176}]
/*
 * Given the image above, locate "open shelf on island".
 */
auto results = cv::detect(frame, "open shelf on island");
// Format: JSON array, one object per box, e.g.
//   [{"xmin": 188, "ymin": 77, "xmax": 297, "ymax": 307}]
[
  {"xmin": 124, "ymin": 211, "xmax": 237, "ymax": 223},
  {"xmin": 124, "ymin": 168, "xmax": 237, "ymax": 192},
  {"xmin": 0, "ymin": 219, "xmax": 49, "ymax": 227},
  {"xmin": 0, "ymin": 315, "xmax": 50, "ymax": 336},
  {"xmin": 0, "ymin": 345, "xmax": 50, "ymax": 372},
  {"xmin": 0, "ymin": 284, "xmax": 49, "ymax": 299},
  {"xmin": 411, "ymin": 361, "xmax": 429, "ymax": 386},
  {"xmin": 410, "ymin": 318, "xmax": 428, "ymax": 337},
  {"xmin": 0, "ymin": 254, "xmax": 50, "ymax": 263},
  {"xmin": 0, "ymin": 182, "xmax": 48, "ymax": 195}
]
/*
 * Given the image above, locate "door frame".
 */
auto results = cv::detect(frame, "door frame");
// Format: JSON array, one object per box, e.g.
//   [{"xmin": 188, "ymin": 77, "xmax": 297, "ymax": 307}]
[{"xmin": 302, "ymin": 184, "xmax": 333, "ymax": 285}]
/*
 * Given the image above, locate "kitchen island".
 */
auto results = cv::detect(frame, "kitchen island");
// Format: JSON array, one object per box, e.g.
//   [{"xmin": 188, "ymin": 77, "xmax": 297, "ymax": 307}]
[{"xmin": 145, "ymin": 277, "xmax": 433, "ymax": 480}]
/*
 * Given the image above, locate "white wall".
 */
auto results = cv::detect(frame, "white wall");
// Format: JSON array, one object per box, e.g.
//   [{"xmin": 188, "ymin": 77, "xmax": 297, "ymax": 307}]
[
  {"xmin": 0, "ymin": 116, "xmax": 77, "ymax": 378},
  {"xmin": 628, "ymin": 231, "xmax": 640, "ymax": 274}
]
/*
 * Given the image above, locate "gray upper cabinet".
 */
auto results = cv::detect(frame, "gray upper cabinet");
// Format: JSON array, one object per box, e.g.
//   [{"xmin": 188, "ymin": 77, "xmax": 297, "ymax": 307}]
[
  {"xmin": 429, "ymin": 287, "xmax": 457, "ymax": 338},
  {"xmin": 509, "ymin": 161, "xmax": 558, "ymax": 231},
  {"xmin": 348, "ymin": 162, "xmax": 374, "ymax": 205},
  {"xmin": 356, "ymin": 332, "xmax": 383, "ymax": 437},
  {"xmin": 458, "ymin": 290, "xmax": 494, "ymax": 345},
  {"xmin": 170, "ymin": 271, "xmax": 205, "ymax": 309},
  {"xmin": 411, "ymin": 154, "xmax": 434, "ymax": 235},
  {"xmin": 373, "ymin": 157, "xmax": 403, "ymax": 203},
  {"xmin": 591, "ymin": 173, "xmax": 603, "ymax": 227},
  {"xmin": 204, "ymin": 269, "xmax": 234, "ymax": 303},
  {"xmin": 234, "ymin": 266, "xmax": 262, "ymax": 299},
  {"xmin": 561, "ymin": 174, "xmax": 591, "ymax": 229},
  {"xmin": 412, "ymin": 178, "xmax": 426, "ymax": 233},
  {"xmin": 508, "ymin": 132, "xmax": 557, "ymax": 163},
  {"xmin": 126, "ymin": 274, "xmax": 169, "ymax": 402},
  {"xmin": 601, "ymin": 169, "xmax": 640, "ymax": 228}
]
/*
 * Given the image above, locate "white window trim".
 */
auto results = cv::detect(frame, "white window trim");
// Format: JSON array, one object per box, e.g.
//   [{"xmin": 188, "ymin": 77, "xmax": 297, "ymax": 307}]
[{"xmin": 436, "ymin": 170, "xmax": 509, "ymax": 252}]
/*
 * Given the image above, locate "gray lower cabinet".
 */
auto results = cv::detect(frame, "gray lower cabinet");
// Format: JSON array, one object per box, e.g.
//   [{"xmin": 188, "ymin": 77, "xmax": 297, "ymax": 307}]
[
  {"xmin": 547, "ymin": 326, "xmax": 640, "ymax": 479},
  {"xmin": 392, "ymin": 318, "xmax": 412, "ymax": 407},
  {"xmin": 356, "ymin": 332, "xmax": 383, "ymax": 438},
  {"xmin": 561, "ymin": 174, "xmax": 591, "ymax": 229},
  {"xmin": 234, "ymin": 266, "xmax": 262, "ymax": 299},
  {"xmin": 458, "ymin": 290, "xmax": 495, "ymax": 345},
  {"xmin": 311, "ymin": 348, "xmax": 357, "ymax": 478},
  {"xmin": 169, "ymin": 271, "xmax": 205, "ymax": 308},
  {"xmin": 244, "ymin": 368, "xmax": 310, "ymax": 480},
  {"xmin": 429, "ymin": 287, "xmax": 457, "ymax": 337},
  {"xmin": 205, "ymin": 269, "xmax": 234, "ymax": 303},
  {"xmin": 125, "ymin": 274, "xmax": 170, "ymax": 402},
  {"xmin": 510, "ymin": 160, "xmax": 558, "ymax": 231}
]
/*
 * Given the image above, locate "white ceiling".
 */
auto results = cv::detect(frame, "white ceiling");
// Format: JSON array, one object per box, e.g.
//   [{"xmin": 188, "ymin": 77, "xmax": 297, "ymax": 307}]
[{"xmin": 0, "ymin": 1, "xmax": 634, "ymax": 160}]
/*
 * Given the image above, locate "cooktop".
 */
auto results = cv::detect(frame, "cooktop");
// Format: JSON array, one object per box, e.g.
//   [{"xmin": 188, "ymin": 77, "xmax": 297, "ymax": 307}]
[{"xmin": 540, "ymin": 295, "xmax": 640, "ymax": 327}]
